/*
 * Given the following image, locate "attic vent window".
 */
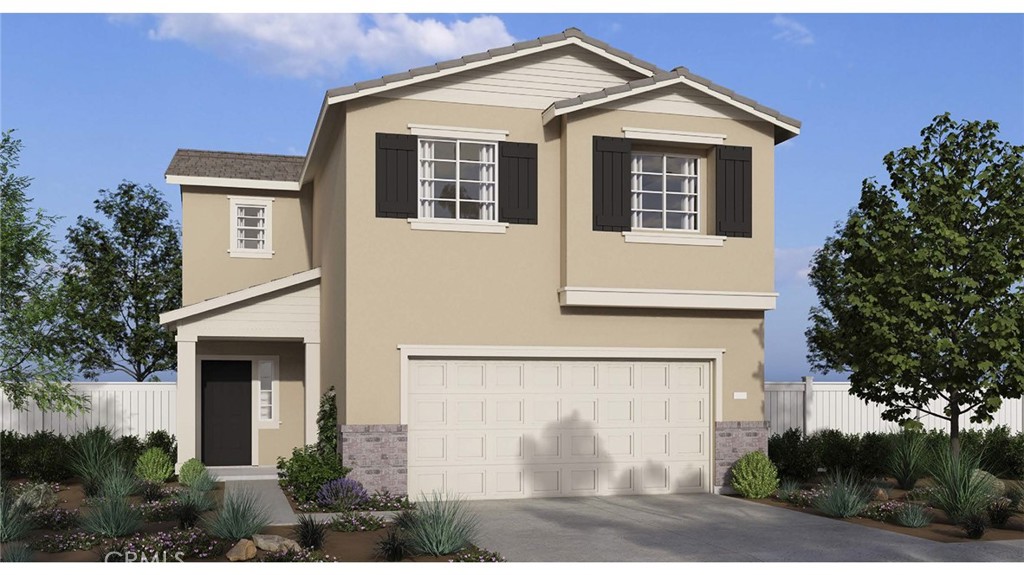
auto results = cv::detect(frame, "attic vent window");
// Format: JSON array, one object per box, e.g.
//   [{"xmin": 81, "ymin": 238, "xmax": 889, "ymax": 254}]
[{"xmin": 228, "ymin": 196, "xmax": 274, "ymax": 258}]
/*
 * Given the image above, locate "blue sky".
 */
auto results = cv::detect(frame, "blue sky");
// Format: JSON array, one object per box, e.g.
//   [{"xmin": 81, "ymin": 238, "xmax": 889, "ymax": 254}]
[{"xmin": 2, "ymin": 13, "xmax": 1022, "ymax": 382}]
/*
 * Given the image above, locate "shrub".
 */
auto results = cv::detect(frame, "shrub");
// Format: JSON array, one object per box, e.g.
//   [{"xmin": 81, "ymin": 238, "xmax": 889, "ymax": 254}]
[
  {"xmin": 316, "ymin": 477, "xmax": 369, "ymax": 510},
  {"xmin": 178, "ymin": 458, "xmax": 207, "ymax": 487},
  {"xmin": 1006, "ymin": 483, "xmax": 1024, "ymax": 512},
  {"xmin": 888, "ymin": 431, "xmax": 929, "ymax": 490},
  {"xmin": 365, "ymin": 489, "xmax": 416, "ymax": 511},
  {"xmin": 775, "ymin": 477, "xmax": 802, "ymax": 503},
  {"xmin": 857, "ymin": 432, "xmax": 893, "ymax": 479},
  {"xmin": 375, "ymin": 528, "xmax": 412, "ymax": 562},
  {"xmin": 277, "ymin": 445, "xmax": 350, "ymax": 502},
  {"xmin": 174, "ymin": 488, "xmax": 213, "ymax": 529},
  {"xmin": 204, "ymin": 488, "xmax": 270, "ymax": 540},
  {"xmin": 960, "ymin": 513, "xmax": 988, "ymax": 539},
  {"xmin": 893, "ymin": 503, "xmax": 932, "ymax": 528},
  {"xmin": 767, "ymin": 428, "xmax": 817, "ymax": 481},
  {"xmin": 329, "ymin": 511, "xmax": 387, "ymax": 532},
  {"xmin": 13, "ymin": 481, "xmax": 58, "ymax": 510},
  {"xmin": 0, "ymin": 431, "xmax": 23, "ymax": 479},
  {"xmin": 80, "ymin": 495, "xmax": 142, "ymax": 538},
  {"xmin": 0, "ymin": 483, "xmax": 34, "ymax": 542},
  {"xmin": 987, "ymin": 497, "xmax": 1014, "ymax": 527},
  {"xmin": 140, "ymin": 481, "xmax": 165, "ymax": 503},
  {"xmin": 186, "ymin": 468, "xmax": 216, "ymax": 493},
  {"xmin": 29, "ymin": 507, "xmax": 79, "ymax": 531},
  {"xmin": 401, "ymin": 491, "xmax": 478, "ymax": 556},
  {"xmin": 813, "ymin": 470, "xmax": 871, "ymax": 518},
  {"xmin": 1008, "ymin": 432, "xmax": 1024, "ymax": 480},
  {"xmin": 113, "ymin": 434, "xmax": 146, "ymax": 465},
  {"xmin": 0, "ymin": 542, "xmax": 33, "ymax": 562},
  {"xmin": 70, "ymin": 427, "xmax": 122, "ymax": 496},
  {"xmin": 16, "ymin": 431, "xmax": 71, "ymax": 482},
  {"xmin": 144, "ymin": 431, "xmax": 177, "ymax": 462},
  {"xmin": 293, "ymin": 514, "xmax": 328, "ymax": 550},
  {"xmin": 316, "ymin": 386, "xmax": 338, "ymax": 456},
  {"xmin": 136, "ymin": 447, "xmax": 174, "ymax": 483},
  {"xmin": 98, "ymin": 464, "xmax": 140, "ymax": 498},
  {"xmin": 929, "ymin": 447, "xmax": 998, "ymax": 529},
  {"xmin": 730, "ymin": 451, "xmax": 779, "ymax": 499},
  {"xmin": 812, "ymin": 429, "xmax": 862, "ymax": 474}
]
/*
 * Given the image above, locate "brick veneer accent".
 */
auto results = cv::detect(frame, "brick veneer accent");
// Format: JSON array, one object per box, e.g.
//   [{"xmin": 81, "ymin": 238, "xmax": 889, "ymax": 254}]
[
  {"xmin": 338, "ymin": 424, "xmax": 408, "ymax": 494},
  {"xmin": 715, "ymin": 420, "xmax": 770, "ymax": 488}
]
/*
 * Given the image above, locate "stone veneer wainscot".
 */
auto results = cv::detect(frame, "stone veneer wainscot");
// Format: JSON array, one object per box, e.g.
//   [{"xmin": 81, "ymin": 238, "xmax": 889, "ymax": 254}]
[
  {"xmin": 714, "ymin": 421, "xmax": 770, "ymax": 489},
  {"xmin": 338, "ymin": 424, "xmax": 408, "ymax": 494}
]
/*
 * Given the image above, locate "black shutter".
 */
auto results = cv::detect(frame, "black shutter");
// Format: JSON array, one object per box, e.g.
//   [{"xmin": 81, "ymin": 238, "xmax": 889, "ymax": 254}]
[
  {"xmin": 592, "ymin": 136, "xmax": 631, "ymax": 231},
  {"xmin": 715, "ymin": 145, "xmax": 753, "ymax": 238},
  {"xmin": 498, "ymin": 141, "xmax": 538, "ymax": 225},
  {"xmin": 375, "ymin": 133, "xmax": 418, "ymax": 218}
]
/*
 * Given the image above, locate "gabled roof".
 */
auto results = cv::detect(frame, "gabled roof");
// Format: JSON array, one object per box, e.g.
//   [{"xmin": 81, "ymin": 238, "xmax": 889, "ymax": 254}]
[
  {"xmin": 160, "ymin": 268, "xmax": 321, "ymax": 327},
  {"xmin": 542, "ymin": 67, "xmax": 802, "ymax": 143},
  {"xmin": 322, "ymin": 27, "xmax": 664, "ymax": 106},
  {"xmin": 165, "ymin": 149, "xmax": 304, "ymax": 191}
]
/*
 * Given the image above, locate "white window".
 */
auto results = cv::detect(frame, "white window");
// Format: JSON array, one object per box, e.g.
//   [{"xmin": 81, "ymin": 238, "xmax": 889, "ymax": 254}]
[
  {"xmin": 631, "ymin": 153, "xmax": 699, "ymax": 232},
  {"xmin": 228, "ymin": 196, "xmax": 273, "ymax": 258},
  {"xmin": 256, "ymin": 359, "xmax": 277, "ymax": 424},
  {"xmin": 418, "ymin": 139, "xmax": 497, "ymax": 221}
]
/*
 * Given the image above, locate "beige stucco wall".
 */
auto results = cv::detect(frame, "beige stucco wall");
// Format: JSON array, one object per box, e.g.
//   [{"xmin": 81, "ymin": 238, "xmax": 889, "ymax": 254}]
[
  {"xmin": 331, "ymin": 96, "xmax": 774, "ymax": 426},
  {"xmin": 181, "ymin": 185, "xmax": 312, "ymax": 305},
  {"xmin": 195, "ymin": 340, "xmax": 306, "ymax": 465},
  {"xmin": 563, "ymin": 107, "xmax": 776, "ymax": 292}
]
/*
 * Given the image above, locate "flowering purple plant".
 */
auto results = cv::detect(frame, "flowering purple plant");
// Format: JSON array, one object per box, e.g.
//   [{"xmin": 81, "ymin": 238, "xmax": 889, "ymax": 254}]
[
  {"xmin": 315, "ymin": 477, "xmax": 368, "ymax": 511},
  {"xmin": 102, "ymin": 528, "xmax": 232, "ymax": 562},
  {"xmin": 328, "ymin": 511, "xmax": 386, "ymax": 532},
  {"xmin": 258, "ymin": 548, "xmax": 336, "ymax": 562},
  {"xmin": 33, "ymin": 530, "xmax": 102, "ymax": 553},
  {"xmin": 450, "ymin": 548, "xmax": 507, "ymax": 562},
  {"xmin": 28, "ymin": 507, "xmax": 79, "ymax": 531}
]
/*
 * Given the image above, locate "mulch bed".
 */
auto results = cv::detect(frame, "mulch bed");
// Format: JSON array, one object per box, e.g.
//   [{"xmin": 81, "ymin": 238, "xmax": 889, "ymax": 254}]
[{"xmin": 738, "ymin": 478, "xmax": 1024, "ymax": 543}]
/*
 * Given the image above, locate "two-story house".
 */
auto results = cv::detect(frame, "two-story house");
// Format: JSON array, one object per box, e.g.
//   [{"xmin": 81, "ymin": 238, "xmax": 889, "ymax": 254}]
[{"xmin": 160, "ymin": 28, "xmax": 800, "ymax": 499}]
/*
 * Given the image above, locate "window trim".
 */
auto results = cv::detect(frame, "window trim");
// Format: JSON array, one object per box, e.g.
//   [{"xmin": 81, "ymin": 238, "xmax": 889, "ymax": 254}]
[
  {"xmin": 228, "ymin": 196, "xmax": 274, "ymax": 259},
  {"xmin": 629, "ymin": 152, "xmax": 701, "ymax": 234},
  {"xmin": 416, "ymin": 137, "xmax": 499, "ymax": 224}
]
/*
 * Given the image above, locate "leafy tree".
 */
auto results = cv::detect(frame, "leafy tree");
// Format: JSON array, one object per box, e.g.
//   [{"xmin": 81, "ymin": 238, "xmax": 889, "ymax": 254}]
[
  {"xmin": 62, "ymin": 181, "xmax": 181, "ymax": 381},
  {"xmin": 0, "ymin": 130, "xmax": 85, "ymax": 413},
  {"xmin": 807, "ymin": 113, "xmax": 1024, "ymax": 455}
]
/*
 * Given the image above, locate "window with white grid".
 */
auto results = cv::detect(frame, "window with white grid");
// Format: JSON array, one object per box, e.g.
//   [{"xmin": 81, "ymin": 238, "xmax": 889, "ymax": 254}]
[
  {"xmin": 257, "ymin": 359, "xmax": 275, "ymax": 422},
  {"xmin": 418, "ymin": 138, "xmax": 497, "ymax": 221},
  {"xmin": 631, "ymin": 154, "xmax": 699, "ymax": 232},
  {"xmin": 228, "ymin": 197, "xmax": 273, "ymax": 258}
]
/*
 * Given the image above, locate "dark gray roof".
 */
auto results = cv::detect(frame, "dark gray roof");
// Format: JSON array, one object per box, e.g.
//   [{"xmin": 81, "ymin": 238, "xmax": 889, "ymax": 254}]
[
  {"xmin": 165, "ymin": 149, "xmax": 304, "ymax": 182},
  {"xmin": 326, "ymin": 27, "xmax": 666, "ymax": 99},
  {"xmin": 549, "ymin": 66, "xmax": 802, "ymax": 131}
]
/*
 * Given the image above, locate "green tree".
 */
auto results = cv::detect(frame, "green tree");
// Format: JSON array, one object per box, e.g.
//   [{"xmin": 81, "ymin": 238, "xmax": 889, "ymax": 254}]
[
  {"xmin": 62, "ymin": 181, "xmax": 182, "ymax": 381},
  {"xmin": 0, "ymin": 130, "xmax": 85, "ymax": 413},
  {"xmin": 807, "ymin": 114, "xmax": 1024, "ymax": 455}
]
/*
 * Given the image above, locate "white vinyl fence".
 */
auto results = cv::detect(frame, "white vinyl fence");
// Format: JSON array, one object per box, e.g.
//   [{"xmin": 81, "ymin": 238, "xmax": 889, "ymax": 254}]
[
  {"xmin": 766, "ymin": 377, "xmax": 1023, "ymax": 436},
  {"xmin": 1, "ymin": 383, "xmax": 176, "ymax": 438}
]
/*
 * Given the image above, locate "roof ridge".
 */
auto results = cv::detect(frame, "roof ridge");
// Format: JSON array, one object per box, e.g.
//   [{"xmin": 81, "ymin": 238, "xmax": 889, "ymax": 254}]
[
  {"xmin": 325, "ymin": 27, "xmax": 666, "ymax": 99},
  {"xmin": 175, "ymin": 148, "xmax": 305, "ymax": 161}
]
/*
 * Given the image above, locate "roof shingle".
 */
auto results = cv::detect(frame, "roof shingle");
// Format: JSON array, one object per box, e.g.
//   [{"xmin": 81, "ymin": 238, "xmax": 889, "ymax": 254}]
[{"xmin": 165, "ymin": 149, "xmax": 304, "ymax": 182}]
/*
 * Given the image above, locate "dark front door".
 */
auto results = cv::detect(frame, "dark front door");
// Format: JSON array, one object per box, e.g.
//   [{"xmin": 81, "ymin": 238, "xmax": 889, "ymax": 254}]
[{"xmin": 201, "ymin": 360, "xmax": 252, "ymax": 466}]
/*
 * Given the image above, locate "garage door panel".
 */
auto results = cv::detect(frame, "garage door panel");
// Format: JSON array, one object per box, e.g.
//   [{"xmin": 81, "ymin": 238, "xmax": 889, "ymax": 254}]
[{"xmin": 408, "ymin": 359, "xmax": 712, "ymax": 500}]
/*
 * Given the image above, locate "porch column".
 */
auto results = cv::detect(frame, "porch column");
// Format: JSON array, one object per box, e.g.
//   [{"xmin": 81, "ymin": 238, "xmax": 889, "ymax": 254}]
[
  {"xmin": 175, "ymin": 336, "xmax": 198, "ymax": 468},
  {"xmin": 304, "ymin": 340, "xmax": 321, "ymax": 445}
]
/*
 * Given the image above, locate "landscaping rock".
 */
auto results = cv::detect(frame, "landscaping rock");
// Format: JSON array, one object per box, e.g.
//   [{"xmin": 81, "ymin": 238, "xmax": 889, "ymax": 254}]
[
  {"xmin": 252, "ymin": 534, "xmax": 301, "ymax": 553},
  {"xmin": 972, "ymin": 470, "xmax": 1005, "ymax": 495},
  {"xmin": 226, "ymin": 539, "xmax": 256, "ymax": 562},
  {"xmin": 871, "ymin": 488, "xmax": 889, "ymax": 502}
]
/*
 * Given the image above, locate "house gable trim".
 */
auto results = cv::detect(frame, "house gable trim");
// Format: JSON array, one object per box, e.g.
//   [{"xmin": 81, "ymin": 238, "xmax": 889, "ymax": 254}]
[
  {"xmin": 166, "ymin": 175, "xmax": 301, "ymax": 192},
  {"xmin": 160, "ymin": 268, "xmax": 322, "ymax": 326}
]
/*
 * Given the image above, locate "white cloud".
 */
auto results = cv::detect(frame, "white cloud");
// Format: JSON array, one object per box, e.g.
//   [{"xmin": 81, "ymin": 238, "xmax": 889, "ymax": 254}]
[
  {"xmin": 145, "ymin": 14, "xmax": 515, "ymax": 79},
  {"xmin": 771, "ymin": 15, "xmax": 814, "ymax": 46},
  {"xmin": 775, "ymin": 246, "xmax": 819, "ymax": 282}
]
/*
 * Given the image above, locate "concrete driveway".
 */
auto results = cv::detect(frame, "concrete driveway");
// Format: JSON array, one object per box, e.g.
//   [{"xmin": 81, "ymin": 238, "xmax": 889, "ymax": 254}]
[{"xmin": 468, "ymin": 495, "xmax": 1024, "ymax": 562}]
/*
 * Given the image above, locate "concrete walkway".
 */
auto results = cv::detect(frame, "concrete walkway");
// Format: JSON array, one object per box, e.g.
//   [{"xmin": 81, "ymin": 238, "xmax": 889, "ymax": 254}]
[
  {"xmin": 223, "ymin": 480, "xmax": 298, "ymax": 526},
  {"xmin": 469, "ymin": 494, "xmax": 1024, "ymax": 562}
]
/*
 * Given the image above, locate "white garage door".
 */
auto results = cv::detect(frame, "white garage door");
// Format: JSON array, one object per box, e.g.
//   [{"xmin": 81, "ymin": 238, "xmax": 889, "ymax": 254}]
[{"xmin": 407, "ymin": 359, "xmax": 712, "ymax": 499}]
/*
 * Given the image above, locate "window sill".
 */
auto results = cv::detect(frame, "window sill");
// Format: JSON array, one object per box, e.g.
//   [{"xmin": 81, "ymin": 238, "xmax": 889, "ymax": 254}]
[
  {"xmin": 622, "ymin": 231, "xmax": 725, "ymax": 247},
  {"xmin": 228, "ymin": 250, "xmax": 275, "ymax": 259},
  {"xmin": 408, "ymin": 219, "xmax": 509, "ymax": 234}
]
